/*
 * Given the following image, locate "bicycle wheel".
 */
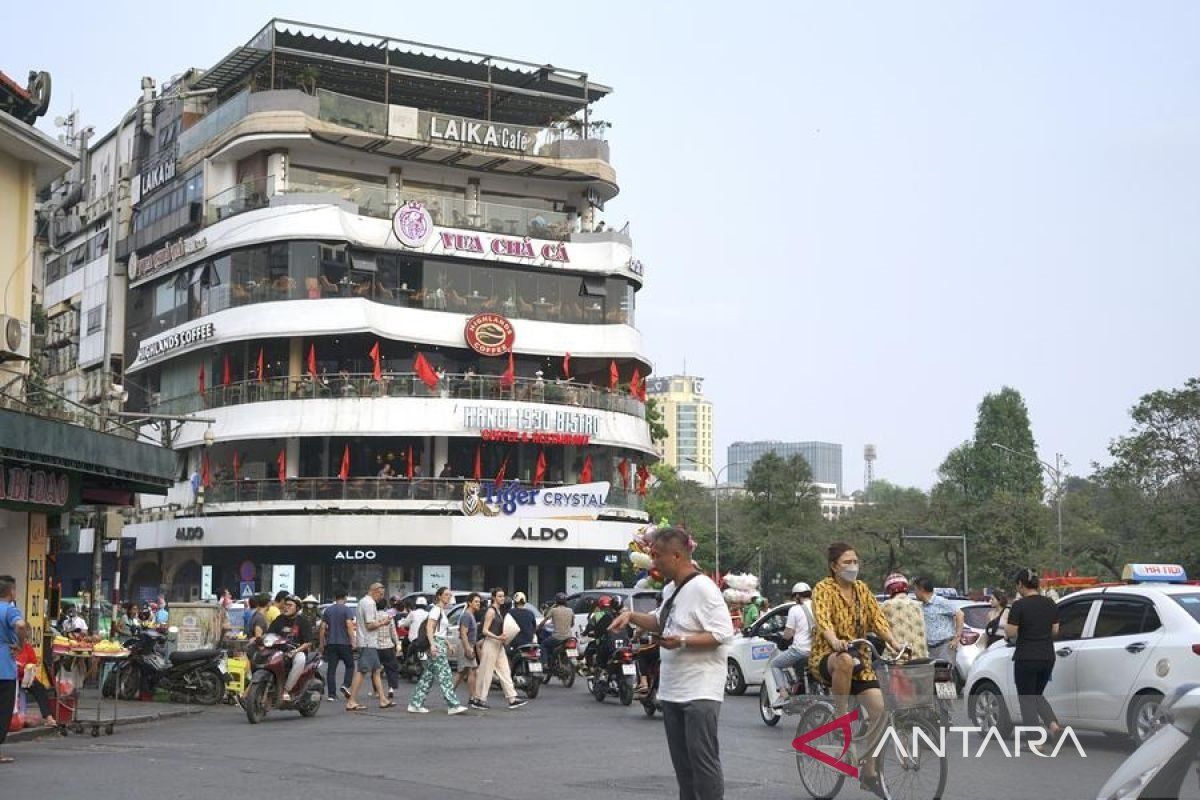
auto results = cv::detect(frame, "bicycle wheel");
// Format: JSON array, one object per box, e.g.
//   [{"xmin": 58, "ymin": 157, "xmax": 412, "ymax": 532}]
[
  {"xmin": 875, "ymin": 718, "xmax": 947, "ymax": 800},
  {"xmin": 795, "ymin": 703, "xmax": 848, "ymax": 800}
]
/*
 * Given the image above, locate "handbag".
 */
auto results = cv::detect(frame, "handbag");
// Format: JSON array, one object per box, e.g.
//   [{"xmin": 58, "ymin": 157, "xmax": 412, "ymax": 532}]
[{"xmin": 411, "ymin": 608, "xmax": 436, "ymax": 654}]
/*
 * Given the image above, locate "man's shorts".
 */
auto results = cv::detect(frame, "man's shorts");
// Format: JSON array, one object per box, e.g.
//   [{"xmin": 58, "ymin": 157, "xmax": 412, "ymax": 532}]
[
  {"xmin": 817, "ymin": 652, "xmax": 881, "ymax": 695},
  {"xmin": 356, "ymin": 646, "xmax": 381, "ymax": 673},
  {"xmin": 458, "ymin": 644, "xmax": 478, "ymax": 670}
]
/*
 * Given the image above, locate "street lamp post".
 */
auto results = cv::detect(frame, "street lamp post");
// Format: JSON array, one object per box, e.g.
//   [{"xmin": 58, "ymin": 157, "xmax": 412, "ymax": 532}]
[
  {"xmin": 682, "ymin": 459, "xmax": 746, "ymax": 579},
  {"xmin": 901, "ymin": 530, "xmax": 969, "ymax": 595},
  {"xmin": 991, "ymin": 443, "xmax": 1066, "ymax": 569}
]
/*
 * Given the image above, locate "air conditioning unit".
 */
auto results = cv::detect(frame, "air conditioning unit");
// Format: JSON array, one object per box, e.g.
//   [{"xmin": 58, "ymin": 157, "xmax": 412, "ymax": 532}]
[{"xmin": 0, "ymin": 315, "xmax": 31, "ymax": 360}]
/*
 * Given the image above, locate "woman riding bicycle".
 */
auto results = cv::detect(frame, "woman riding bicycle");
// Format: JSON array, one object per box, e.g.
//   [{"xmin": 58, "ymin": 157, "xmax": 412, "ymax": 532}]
[{"xmin": 810, "ymin": 542, "xmax": 905, "ymax": 797}]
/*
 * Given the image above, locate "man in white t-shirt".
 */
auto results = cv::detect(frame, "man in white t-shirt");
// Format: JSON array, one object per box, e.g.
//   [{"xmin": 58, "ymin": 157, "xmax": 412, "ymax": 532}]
[
  {"xmin": 609, "ymin": 527, "xmax": 734, "ymax": 800},
  {"xmin": 770, "ymin": 582, "xmax": 814, "ymax": 707}
]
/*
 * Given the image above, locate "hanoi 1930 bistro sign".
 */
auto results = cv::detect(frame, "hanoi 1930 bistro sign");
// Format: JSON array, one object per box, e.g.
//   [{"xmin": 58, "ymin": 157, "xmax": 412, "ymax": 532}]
[{"xmin": 463, "ymin": 406, "xmax": 599, "ymax": 437}]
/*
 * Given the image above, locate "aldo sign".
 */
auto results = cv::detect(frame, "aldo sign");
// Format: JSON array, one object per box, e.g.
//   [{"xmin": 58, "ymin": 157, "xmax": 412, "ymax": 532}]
[{"xmin": 511, "ymin": 526, "xmax": 569, "ymax": 543}]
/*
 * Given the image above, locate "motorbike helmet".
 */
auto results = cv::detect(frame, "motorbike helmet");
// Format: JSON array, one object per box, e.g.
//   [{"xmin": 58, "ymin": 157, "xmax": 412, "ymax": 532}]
[
  {"xmin": 597, "ymin": 595, "xmax": 613, "ymax": 609},
  {"xmin": 301, "ymin": 595, "xmax": 318, "ymax": 606},
  {"xmin": 790, "ymin": 582, "xmax": 812, "ymax": 595},
  {"xmin": 554, "ymin": 592, "xmax": 568, "ymax": 605},
  {"xmin": 883, "ymin": 573, "xmax": 909, "ymax": 596},
  {"xmin": 415, "ymin": 597, "xmax": 428, "ymax": 607}
]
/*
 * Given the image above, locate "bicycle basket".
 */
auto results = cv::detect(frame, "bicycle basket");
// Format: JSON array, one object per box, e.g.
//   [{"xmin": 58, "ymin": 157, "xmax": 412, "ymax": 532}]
[{"xmin": 878, "ymin": 661, "xmax": 936, "ymax": 710}]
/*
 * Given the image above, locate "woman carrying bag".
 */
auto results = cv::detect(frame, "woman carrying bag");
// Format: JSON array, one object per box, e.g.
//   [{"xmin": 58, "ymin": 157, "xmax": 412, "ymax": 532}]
[{"xmin": 406, "ymin": 587, "xmax": 467, "ymax": 716}]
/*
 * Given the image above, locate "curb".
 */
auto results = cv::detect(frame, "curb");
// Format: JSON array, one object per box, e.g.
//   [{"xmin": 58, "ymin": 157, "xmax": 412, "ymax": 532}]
[{"xmin": 9, "ymin": 707, "xmax": 205, "ymax": 744}]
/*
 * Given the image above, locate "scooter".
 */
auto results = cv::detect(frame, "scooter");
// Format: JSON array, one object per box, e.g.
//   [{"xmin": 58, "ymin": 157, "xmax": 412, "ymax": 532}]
[
  {"xmin": 758, "ymin": 635, "xmax": 825, "ymax": 727},
  {"xmin": 243, "ymin": 634, "xmax": 326, "ymax": 723},
  {"xmin": 540, "ymin": 637, "xmax": 579, "ymax": 688},
  {"xmin": 586, "ymin": 634, "xmax": 636, "ymax": 706},
  {"xmin": 103, "ymin": 629, "xmax": 226, "ymax": 705},
  {"xmin": 506, "ymin": 642, "xmax": 543, "ymax": 700},
  {"xmin": 397, "ymin": 640, "xmax": 425, "ymax": 683},
  {"xmin": 1096, "ymin": 683, "xmax": 1200, "ymax": 799}
]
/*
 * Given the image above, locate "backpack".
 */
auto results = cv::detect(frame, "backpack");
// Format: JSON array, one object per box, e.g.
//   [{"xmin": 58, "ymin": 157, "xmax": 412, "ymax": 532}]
[{"xmin": 411, "ymin": 607, "xmax": 438, "ymax": 653}]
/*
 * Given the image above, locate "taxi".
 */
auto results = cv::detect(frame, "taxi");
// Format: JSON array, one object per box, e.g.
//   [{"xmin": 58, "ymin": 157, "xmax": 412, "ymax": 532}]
[{"xmin": 965, "ymin": 563, "xmax": 1200, "ymax": 743}]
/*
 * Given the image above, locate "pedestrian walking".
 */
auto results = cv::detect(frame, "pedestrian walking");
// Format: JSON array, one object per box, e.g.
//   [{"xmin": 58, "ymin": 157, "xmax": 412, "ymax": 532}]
[
  {"xmin": 407, "ymin": 587, "xmax": 468, "ymax": 715},
  {"xmin": 346, "ymin": 583, "xmax": 390, "ymax": 711},
  {"xmin": 378, "ymin": 606, "xmax": 401, "ymax": 701},
  {"xmin": 472, "ymin": 588, "xmax": 526, "ymax": 710},
  {"xmin": 913, "ymin": 577, "xmax": 963, "ymax": 662},
  {"xmin": 608, "ymin": 527, "xmax": 735, "ymax": 800},
  {"xmin": 1, "ymin": 574, "xmax": 29, "ymax": 763},
  {"xmin": 320, "ymin": 589, "xmax": 356, "ymax": 701},
  {"xmin": 454, "ymin": 592, "xmax": 481, "ymax": 698},
  {"xmin": 1005, "ymin": 568, "xmax": 1063, "ymax": 738}
]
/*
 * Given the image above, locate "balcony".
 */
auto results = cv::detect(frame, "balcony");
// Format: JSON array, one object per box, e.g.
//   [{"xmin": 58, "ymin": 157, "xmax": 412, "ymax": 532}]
[
  {"xmin": 401, "ymin": 194, "xmax": 572, "ymax": 241},
  {"xmin": 152, "ymin": 371, "xmax": 646, "ymax": 420},
  {"xmin": 204, "ymin": 476, "xmax": 644, "ymax": 513}
]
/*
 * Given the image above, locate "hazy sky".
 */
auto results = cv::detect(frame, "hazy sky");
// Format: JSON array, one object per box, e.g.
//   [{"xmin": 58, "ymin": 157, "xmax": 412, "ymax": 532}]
[{"xmin": 10, "ymin": 2, "xmax": 1199, "ymax": 490}]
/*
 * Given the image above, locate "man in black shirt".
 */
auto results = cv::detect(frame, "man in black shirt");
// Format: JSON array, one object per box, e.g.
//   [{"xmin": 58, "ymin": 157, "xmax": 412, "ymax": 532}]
[
  {"xmin": 267, "ymin": 596, "xmax": 314, "ymax": 702},
  {"xmin": 508, "ymin": 592, "xmax": 537, "ymax": 648},
  {"xmin": 1005, "ymin": 569, "xmax": 1062, "ymax": 737}
]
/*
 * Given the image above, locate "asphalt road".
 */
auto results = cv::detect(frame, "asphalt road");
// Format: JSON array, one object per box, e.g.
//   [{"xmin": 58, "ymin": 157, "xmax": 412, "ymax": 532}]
[{"xmin": 2, "ymin": 681, "xmax": 1163, "ymax": 800}]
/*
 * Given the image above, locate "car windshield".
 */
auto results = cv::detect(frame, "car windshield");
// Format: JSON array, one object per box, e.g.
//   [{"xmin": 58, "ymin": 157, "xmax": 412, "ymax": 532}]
[
  {"xmin": 962, "ymin": 606, "xmax": 992, "ymax": 629},
  {"xmin": 1171, "ymin": 593, "xmax": 1200, "ymax": 624}
]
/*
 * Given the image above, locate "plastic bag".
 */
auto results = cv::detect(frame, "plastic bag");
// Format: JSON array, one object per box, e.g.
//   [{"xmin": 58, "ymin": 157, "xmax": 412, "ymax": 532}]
[{"xmin": 8, "ymin": 690, "xmax": 25, "ymax": 733}]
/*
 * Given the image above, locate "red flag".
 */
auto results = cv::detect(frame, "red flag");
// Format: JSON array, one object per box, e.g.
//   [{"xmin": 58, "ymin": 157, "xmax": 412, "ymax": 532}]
[
  {"xmin": 579, "ymin": 455, "xmax": 593, "ymax": 484},
  {"xmin": 307, "ymin": 343, "xmax": 318, "ymax": 380},
  {"xmin": 414, "ymin": 352, "xmax": 439, "ymax": 390},
  {"xmin": 473, "ymin": 446, "xmax": 482, "ymax": 480},
  {"xmin": 618, "ymin": 458, "xmax": 630, "ymax": 490},
  {"xmin": 534, "ymin": 448, "xmax": 547, "ymax": 488},
  {"xmin": 609, "ymin": 360, "xmax": 619, "ymax": 391},
  {"xmin": 201, "ymin": 452, "xmax": 212, "ymax": 489},
  {"xmin": 630, "ymin": 367, "xmax": 642, "ymax": 401},
  {"xmin": 499, "ymin": 350, "xmax": 515, "ymax": 389},
  {"xmin": 198, "ymin": 363, "xmax": 206, "ymax": 395},
  {"xmin": 222, "ymin": 355, "xmax": 232, "ymax": 387},
  {"xmin": 562, "ymin": 352, "xmax": 571, "ymax": 379},
  {"xmin": 636, "ymin": 463, "xmax": 650, "ymax": 496},
  {"xmin": 339, "ymin": 444, "xmax": 350, "ymax": 481},
  {"xmin": 277, "ymin": 450, "xmax": 287, "ymax": 484},
  {"xmin": 494, "ymin": 453, "xmax": 509, "ymax": 489},
  {"xmin": 369, "ymin": 341, "xmax": 382, "ymax": 382},
  {"xmin": 232, "ymin": 452, "xmax": 241, "ymax": 482},
  {"xmin": 407, "ymin": 445, "xmax": 414, "ymax": 480},
  {"xmin": 256, "ymin": 348, "xmax": 265, "ymax": 383}
]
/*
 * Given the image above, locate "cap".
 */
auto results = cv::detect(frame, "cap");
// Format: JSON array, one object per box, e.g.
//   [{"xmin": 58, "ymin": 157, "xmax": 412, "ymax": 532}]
[
  {"xmin": 790, "ymin": 582, "xmax": 811, "ymax": 595},
  {"xmin": 415, "ymin": 597, "xmax": 428, "ymax": 607}
]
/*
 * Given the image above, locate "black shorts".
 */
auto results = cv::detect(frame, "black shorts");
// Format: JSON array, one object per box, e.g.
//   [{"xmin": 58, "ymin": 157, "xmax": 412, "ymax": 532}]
[{"xmin": 817, "ymin": 653, "xmax": 881, "ymax": 695}]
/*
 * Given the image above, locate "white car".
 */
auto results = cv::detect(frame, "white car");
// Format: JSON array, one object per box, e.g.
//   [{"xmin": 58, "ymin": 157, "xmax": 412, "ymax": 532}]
[
  {"xmin": 965, "ymin": 571, "xmax": 1200, "ymax": 744},
  {"xmin": 725, "ymin": 602, "xmax": 796, "ymax": 695}
]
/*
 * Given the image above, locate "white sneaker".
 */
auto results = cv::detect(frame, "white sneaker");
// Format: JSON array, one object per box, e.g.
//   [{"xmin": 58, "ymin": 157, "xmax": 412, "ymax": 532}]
[
  {"xmin": 447, "ymin": 705, "xmax": 468, "ymax": 716},
  {"xmin": 407, "ymin": 704, "xmax": 429, "ymax": 714}
]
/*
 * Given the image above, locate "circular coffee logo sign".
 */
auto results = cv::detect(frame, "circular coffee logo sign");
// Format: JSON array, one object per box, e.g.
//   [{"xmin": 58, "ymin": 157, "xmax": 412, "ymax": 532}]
[
  {"xmin": 392, "ymin": 201, "xmax": 434, "ymax": 248},
  {"xmin": 465, "ymin": 313, "xmax": 516, "ymax": 357}
]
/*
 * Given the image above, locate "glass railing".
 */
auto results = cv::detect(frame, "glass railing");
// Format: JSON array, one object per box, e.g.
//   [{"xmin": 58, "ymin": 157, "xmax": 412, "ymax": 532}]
[
  {"xmin": 283, "ymin": 179, "xmax": 391, "ymax": 220},
  {"xmin": 152, "ymin": 372, "xmax": 647, "ymax": 419},
  {"xmin": 206, "ymin": 175, "xmax": 275, "ymax": 224},
  {"xmin": 403, "ymin": 194, "xmax": 571, "ymax": 241},
  {"xmin": 205, "ymin": 476, "xmax": 644, "ymax": 511},
  {"xmin": 316, "ymin": 89, "xmax": 388, "ymax": 136}
]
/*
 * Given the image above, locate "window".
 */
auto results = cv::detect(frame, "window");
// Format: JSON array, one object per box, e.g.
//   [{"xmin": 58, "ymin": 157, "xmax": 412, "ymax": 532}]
[
  {"xmin": 86, "ymin": 307, "xmax": 102, "ymax": 334},
  {"xmin": 1093, "ymin": 598, "xmax": 1161, "ymax": 637},
  {"xmin": 1172, "ymin": 594, "xmax": 1200, "ymax": 624},
  {"xmin": 1055, "ymin": 600, "xmax": 1093, "ymax": 641}
]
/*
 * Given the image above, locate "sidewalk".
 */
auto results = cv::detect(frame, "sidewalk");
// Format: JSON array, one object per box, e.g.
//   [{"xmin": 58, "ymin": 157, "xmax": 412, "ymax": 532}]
[{"xmin": 8, "ymin": 688, "xmax": 212, "ymax": 743}]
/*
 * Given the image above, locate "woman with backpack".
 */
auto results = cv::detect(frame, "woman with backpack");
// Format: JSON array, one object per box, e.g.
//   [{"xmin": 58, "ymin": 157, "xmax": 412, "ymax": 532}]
[{"xmin": 406, "ymin": 587, "xmax": 467, "ymax": 715}]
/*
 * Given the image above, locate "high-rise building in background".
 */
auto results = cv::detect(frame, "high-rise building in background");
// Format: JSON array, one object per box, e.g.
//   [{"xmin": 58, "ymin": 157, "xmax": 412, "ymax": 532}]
[
  {"xmin": 646, "ymin": 375, "xmax": 714, "ymax": 485},
  {"xmin": 728, "ymin": 440, "xmax": 843, "ymax": 493}
]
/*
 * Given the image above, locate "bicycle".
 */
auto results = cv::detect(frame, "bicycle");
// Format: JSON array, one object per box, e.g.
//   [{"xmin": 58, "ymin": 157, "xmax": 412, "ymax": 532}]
[{"xmin": 796, "ymin": 638, "xmax": 948, "ymax": 800}]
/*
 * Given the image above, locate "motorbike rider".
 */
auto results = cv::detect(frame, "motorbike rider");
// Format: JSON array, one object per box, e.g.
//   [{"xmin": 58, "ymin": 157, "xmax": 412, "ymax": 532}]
[
  {"xmin": 770, "ymin": 582, "xmax": 814, "ymax": 707},
  {"xmin": 584, "ymin": 596, "xmax": 625, "ymax": 672},
  {"xmin": 266, "ymin": 595, "xmax": 314, "ymax": 703},
  {"xmin": 538, "ymin": 593, "xmax": 576, "ymax": 670},
  {"xmin": 508, "ymin": 592, "xmax": 537, "ymax": 648}
]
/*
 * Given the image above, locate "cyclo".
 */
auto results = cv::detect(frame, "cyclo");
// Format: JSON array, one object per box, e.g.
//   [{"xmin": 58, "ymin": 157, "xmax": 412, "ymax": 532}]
[{"xmin": 795, "ymin": 638, "xmax": 948, "ymax": 800}]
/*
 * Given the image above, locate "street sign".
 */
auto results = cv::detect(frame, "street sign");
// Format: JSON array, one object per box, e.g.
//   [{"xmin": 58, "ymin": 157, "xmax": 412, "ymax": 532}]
[{"xmin": 239, "ymin": 581, "xmax": 255, "ymax": 598}]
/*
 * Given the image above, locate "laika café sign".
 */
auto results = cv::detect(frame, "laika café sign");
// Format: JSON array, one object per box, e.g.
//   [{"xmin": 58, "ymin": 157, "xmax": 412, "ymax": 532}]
[
  {"xmin": 422, "ymin": 113, "xmax": 539, "ymax": 154},
  {"xmin": 132, "ymin": 322, "xmax": 215, "ymax": 367},
  {"xmin": 462, "ymin": 406, "xmax": 600, "ymax": 438},
  {"xmin": 0, "ymin": 461, "xmax": 74, "ymax": 511}
]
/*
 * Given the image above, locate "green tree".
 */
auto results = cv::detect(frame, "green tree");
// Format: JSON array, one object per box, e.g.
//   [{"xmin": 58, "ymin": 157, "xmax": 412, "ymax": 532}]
[
  {"xmin": 936, "ymin": 387, "xmax": 1043, "ymax": 501},
  {"xmin": 644, "ymin": 462, "xmax": 716, "ymax": 564},
  {"xmin": 644, "ymin": 397, "xmax": 669, "ymax": 444},
  {"xmin": 836, "ymin": 480, "xmax": 936, "ymax": 581}
]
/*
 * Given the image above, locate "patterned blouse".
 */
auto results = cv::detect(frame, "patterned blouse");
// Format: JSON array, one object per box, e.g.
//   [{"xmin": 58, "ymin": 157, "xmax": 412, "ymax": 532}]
[{"xmin": 808, "ymin": 576, "xmax": 892, "ymax": 682}]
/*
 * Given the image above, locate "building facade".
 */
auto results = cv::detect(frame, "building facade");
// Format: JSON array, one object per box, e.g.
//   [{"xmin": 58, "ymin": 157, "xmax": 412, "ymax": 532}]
[
  {"xmin": 645, "ymin": 375, "xmax": 713, "ymax": 485},
  {"xmin": 118, "ymin": 21, "xmax": 655, "ymax": 604},
  {"xmin": 727, "ymin": 440, "xmax": 843, "ymax": 493}
]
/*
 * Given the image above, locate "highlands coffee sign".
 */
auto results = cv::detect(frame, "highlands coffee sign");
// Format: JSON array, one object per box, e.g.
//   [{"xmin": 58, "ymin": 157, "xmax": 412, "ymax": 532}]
[{"xmin": 132, "ymin": 322, "xmax": 215, "ymax": 367}]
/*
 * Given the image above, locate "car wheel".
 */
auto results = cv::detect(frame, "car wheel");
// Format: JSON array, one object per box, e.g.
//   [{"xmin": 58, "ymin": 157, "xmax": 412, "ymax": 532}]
[
  {"xmin": 725, "ymin": 659, "xmax": 746, "ymax": 696},
  {"xmin": 1127, "ymin": 692, "xmax": 1164, "ymax": 744},
  {"xmin": 968, "ymin": 682, "xmax": 1012, "ymax": 737}
]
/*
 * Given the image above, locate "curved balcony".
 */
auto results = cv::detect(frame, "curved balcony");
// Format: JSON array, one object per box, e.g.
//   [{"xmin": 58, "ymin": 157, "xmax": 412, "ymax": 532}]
[
  {"xmin": 202, "ymin": 477, "xmax": 645, "ymax": 513},
  {"xmin": 154, "ymin": 371, "xmax": 646, "ymax": 419}
]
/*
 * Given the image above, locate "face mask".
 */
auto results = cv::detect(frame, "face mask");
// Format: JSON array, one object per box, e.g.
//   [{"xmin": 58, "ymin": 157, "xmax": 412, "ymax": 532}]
[{"xmin": 837, "ymin": 567, "xmax": 859, "ymax": 583}]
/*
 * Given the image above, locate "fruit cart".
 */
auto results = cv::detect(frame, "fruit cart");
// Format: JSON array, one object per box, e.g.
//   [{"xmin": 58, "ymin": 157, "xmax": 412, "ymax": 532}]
[{"xmin": 51, "ymin": 637, "xmax": 129, "ymax": 736}]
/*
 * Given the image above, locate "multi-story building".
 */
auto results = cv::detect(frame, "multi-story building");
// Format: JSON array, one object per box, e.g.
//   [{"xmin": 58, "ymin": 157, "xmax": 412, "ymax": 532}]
[
  {"xmin": 728, "ymin": 440, "xmax": 843, "ymax": 493},
  {"xmin": 118, "ymin": 20, "xmax": 654, "ymax": 603},
  {"xmin": 815, "ymin": 483, "xmax": 858, "ymax": 521},
  {"xmin": 645, "ymin": 375, "xmax": 713, "ymax": 485}
]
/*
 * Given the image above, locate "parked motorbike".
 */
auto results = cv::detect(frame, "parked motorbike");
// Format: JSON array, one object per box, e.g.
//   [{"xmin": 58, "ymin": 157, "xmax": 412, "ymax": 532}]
[
  {"xmin": 398, "ymin": 642, "xmax": 425, "ymax": 683},
  {"xmin": 586, "ymin": 635, "xmax": 636, "ymax": 706},
  {"xmin": 1096, "ymin": 683, "xmax": 1200, "ymax": 799},
  {"xmin": 103, "ymin": 629, "xmax": 226, "ymax": 705},
  {"xmin": 633, "ymin": 635, "xmax": 661, "ymax": 717},
  {"xmin": 243, "ymin": 634, "xmax": 325, "ymax": 723},
  {"xmin": 540, "ymin": 637, "xmax": 579, "ymax": 688},
  {"xmin": 507, "ymin": 642, "xmax": 543, "ymax": 699}
]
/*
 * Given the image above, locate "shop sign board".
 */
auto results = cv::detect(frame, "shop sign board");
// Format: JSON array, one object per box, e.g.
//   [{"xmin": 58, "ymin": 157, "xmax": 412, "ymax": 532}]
[
  {"xmin": 462, "ymin": 406, "xmax": 599, "ymax": 437},
  {"xmin": 270, "ymin": 564, "xmax": 294, "ymax": 597},
  {"xmin": 168, "ymin": 603, "xmax": 224, "ymax": 652},
  {"xmin": 462, "ymin": 480, "xmax": 609, "ymax": 520},
  {"xmin": 566, "ymin": 567, "xmax": 585, "ymax": 594},
  {"xmin": 25, "ymin": 513, "xmax": 47, "ymax": 666},
  {"xmin": 422, "ymin": 564, "xmax": 451, "ymax": 592},
  {"xmin": 0, "ymin": 460, "xmax": 77, "ymax": 512},
  {"xmin": 131, "ymin": 321, "xmax": 215, "ymax": 367},
  {"xmin": 201, "ymin": 565, "xmax": 212, "ymax": 599}
]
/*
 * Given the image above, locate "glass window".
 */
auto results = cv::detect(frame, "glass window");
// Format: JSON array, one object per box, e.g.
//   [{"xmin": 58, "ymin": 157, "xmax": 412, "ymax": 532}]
[
  {"xmin": 1172, "ymin": 594, "xmax": 1200, "ymax": 624},
  {"xmin": 1055, "ymin": 600, "xmax": 1093, "ymax": 641},
  {"xmin": 86, "ymin": 307, "xmax": 102, "ymax": 334},
  {"xmin": 1093, "ymin": 598, "xmax": 1161, "ymax": 637}
]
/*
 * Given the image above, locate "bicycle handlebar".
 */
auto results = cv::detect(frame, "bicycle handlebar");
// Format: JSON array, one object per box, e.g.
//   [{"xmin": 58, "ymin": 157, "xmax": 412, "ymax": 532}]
[{"xmin": 842, "ymin": 638, "xmax": 912, "ymax": 663}]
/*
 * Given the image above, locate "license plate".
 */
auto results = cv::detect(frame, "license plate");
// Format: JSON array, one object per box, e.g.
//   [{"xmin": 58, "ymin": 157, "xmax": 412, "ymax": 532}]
[
  {"xmin": 621, "ymin": 664, "xmax": 637, "ymax": 676},
  {"xmin": 566, "ymin": 649, "xmax": 578, "ymax": 658},
  {"xmin": 528, "ymin": 663, "xmax": 543, "ymax": 673},
  {"xmin": 936, "ymin": 681, "xmax": 957, "ymax": 700}
]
